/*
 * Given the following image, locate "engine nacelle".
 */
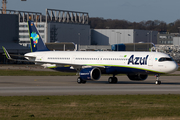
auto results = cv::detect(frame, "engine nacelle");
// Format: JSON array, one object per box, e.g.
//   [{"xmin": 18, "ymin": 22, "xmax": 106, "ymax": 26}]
[
  {"xmin": 80, "ymin": 68, "xmax": 101, "ymax": 80},
  {"xmin": 127, "ymin": 74, "xmax": 148, "ymax": 81}
]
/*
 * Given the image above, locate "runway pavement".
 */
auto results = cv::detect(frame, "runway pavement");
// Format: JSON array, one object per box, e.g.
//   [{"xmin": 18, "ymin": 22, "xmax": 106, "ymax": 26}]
[{"xmin": 0, "ymin": 76, "xmax": 180, "ymax": 96}]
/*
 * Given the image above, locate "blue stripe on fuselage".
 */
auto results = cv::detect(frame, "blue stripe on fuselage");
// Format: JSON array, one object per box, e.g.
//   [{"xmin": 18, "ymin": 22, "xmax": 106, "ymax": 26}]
[{"xmin": 104, "ymin": 66, "xmax": 152, "ymax": 74}]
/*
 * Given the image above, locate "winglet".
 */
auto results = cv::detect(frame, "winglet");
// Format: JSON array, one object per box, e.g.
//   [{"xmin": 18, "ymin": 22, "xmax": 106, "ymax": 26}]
[{"xmin": 2, "ymin": 46, "xmax": 12, "ymax": 60}]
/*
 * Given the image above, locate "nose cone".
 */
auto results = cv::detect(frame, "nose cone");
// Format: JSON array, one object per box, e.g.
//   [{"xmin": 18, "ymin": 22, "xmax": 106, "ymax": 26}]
[{"xmin": 170, "ymin": 62, "xmax": 179, "ymax": 73}]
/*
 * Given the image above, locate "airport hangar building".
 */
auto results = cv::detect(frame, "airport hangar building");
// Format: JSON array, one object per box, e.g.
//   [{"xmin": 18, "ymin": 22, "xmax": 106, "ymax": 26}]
[
  {"xmin": 0, "ymin": 8, "xmax": 158, "ymax": 63},
  {"xmin": 0, "ymin": 9, "xmax": 90, "ymax": 63}
]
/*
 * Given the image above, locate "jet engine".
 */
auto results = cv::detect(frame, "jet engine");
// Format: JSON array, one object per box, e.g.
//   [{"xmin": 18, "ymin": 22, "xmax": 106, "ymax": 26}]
[
  {"xmin": 127, "ymin": 74, "xmax": 148, "ymax": 81},
  {"xmin": 80, "ymin": 67, "xmax": 101, "ymax": 81}
]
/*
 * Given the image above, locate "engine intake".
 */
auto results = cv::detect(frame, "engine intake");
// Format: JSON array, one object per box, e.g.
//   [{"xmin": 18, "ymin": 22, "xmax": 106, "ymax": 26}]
[
  {"xmin": 80, "ymin": 68, "xmax": 101, "ymax": 80},
  {"xmin": 127, "ymin": 74, "xmax": 148, "ymax": 81}
]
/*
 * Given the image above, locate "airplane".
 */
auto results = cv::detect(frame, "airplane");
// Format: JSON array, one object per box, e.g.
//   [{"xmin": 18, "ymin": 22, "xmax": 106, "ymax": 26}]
[{"xmin": 2, "ymin": 21, "xmax": 178, "ymax": 85}]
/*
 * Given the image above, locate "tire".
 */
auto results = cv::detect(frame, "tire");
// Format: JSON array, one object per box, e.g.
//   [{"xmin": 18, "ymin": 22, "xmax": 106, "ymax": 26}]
[
  {"xmin": 155, "ymin": 80, "xmax": 161, "ymax": 85},
  {"xmin": 113, "ymin": 77, "xmax": 118, "ymax": 83},
  {"xmin": 77, "ymin": 77, "xmax": 82, "ymax": 84},
  {"xmin": 82, "ymin": 80, "xmax": 87, "ymax": 84},
  {"xmin": 158, "ymin": 81, "xmax": 161, "ymax": 85},
  {"xmin": 108, "ymin": 77, "xmax": 113, "ymax": 83}
]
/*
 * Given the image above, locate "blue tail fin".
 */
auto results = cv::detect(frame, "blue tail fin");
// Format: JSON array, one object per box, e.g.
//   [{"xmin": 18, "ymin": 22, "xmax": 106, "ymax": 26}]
[{"xmin": 28, "ymin": 21, "xmax": 49, "ymax": 52}]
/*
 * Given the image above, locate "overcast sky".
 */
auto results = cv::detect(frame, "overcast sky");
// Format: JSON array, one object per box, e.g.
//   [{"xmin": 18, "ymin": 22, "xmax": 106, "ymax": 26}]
[{"xmin": 6, "ymin": 0, "xmax": 180, "ymax": 23}]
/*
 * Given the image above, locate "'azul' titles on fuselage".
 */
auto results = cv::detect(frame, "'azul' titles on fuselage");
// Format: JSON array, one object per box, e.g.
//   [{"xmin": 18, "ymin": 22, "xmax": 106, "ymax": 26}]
[{"xmin": 127, "ymin": 55, "xmax": 149, "ymax": 65}]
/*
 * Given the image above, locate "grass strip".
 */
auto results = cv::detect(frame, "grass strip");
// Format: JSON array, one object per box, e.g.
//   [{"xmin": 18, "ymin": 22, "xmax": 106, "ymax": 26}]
[{"xmin": 0, "ymin": 95, "xmax": 180, "ymax": 119}]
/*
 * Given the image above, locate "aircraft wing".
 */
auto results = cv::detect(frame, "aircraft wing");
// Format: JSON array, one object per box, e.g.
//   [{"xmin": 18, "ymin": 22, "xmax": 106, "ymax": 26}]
[{"xmin": 2, "ymin": 46, "xmax": 105, "ymax": 68}]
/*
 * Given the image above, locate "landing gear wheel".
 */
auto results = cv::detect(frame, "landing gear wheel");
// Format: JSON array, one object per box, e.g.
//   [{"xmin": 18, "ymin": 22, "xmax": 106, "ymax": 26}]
[
  {"xmin": 77, "ymin": 77, "xmax": 82, "ymax": 84},
  {"xmin": 108, "ymin": 77, "xmax": 118, "ymax": 83},
  {"xmin": 155, "ymin": 80, "xmax": 161, "ymax": 85},
  {"xmin": 108, "ymin": 77, "xmax": 113, "ymax": 83},
  {"xmin": 81, "ymin": 80, "xmax": 87, "ymax": 84},
  {"xmin": 155, "ymin": 74, "xmax": 161, "ymax": 85},
  {"xmin": 113, "ymin": 77, "xmax": 118, "ymax": 83},
  {"xmin": 77, "ymin": 77, "xmax": 86, "ymax": 84}
]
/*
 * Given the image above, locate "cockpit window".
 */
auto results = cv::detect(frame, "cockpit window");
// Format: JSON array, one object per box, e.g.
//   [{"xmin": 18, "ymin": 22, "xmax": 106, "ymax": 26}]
[{"xmin": 158, "ymin": 57, "xmax": 173, "ymax": 62}]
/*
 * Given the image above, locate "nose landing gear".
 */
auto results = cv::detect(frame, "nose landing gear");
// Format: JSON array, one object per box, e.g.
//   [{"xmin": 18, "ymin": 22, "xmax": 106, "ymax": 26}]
[{"xmin": 155, "ymin": 74, "xmax": 161, "ymax": 85}]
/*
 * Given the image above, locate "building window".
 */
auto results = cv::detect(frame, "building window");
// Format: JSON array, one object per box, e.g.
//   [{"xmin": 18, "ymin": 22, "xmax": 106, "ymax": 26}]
[
  {"xmin": 19, "ymin": 25, "xmax": 28, "ymax": 27},
  {"xmin": 159, "ymin": 36, "xmax": 167, "ymax": 39},
  {"xmin": 37, "ymin": 25, "xmax": 44, "ymax": 28},
  {"xmin": 19, "ymin": 30, "xmax": 28, "ymax": 33},
  {"xmin": 19, "ymin": 41, "xmax": 30, "ymax": 43},
  {"xmin": 19, "ymin": 35, "xmax": 29, "ymax": 38},
  {"xmin": 39, "ymin": 30, "xmax": 44, "ymax": 33}
]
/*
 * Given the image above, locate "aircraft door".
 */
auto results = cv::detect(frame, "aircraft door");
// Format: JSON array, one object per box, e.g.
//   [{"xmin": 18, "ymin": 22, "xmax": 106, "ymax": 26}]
[
  {"xmin": 148, "ymin": 55, "xmax": 154, "ymax": 66},
  {"xmin": 71, "ymin": 55, "xmax": 76, "ymax": 64},
  {"xmin": 98, "ymin": 56, "xmax": 103, "ymax": 64}
]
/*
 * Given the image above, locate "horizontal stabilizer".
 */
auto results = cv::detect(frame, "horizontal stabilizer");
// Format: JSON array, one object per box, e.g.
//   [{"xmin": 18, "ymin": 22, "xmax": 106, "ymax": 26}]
[{"xmin": 2, "ymin": 53, "xmax": 35, "ymax": 58}]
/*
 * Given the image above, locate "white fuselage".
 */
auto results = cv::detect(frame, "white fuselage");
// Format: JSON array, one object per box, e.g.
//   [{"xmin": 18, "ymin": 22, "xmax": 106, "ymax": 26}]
[{"xmin": 25, "ymin": 51, "xmax": 178, "ymax": 74}]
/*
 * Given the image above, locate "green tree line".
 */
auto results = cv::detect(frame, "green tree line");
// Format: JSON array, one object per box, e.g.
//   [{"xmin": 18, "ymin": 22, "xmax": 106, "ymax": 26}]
[{"xmin": 89, "ymin": 17, "xmax": 180, "ymax": 33}]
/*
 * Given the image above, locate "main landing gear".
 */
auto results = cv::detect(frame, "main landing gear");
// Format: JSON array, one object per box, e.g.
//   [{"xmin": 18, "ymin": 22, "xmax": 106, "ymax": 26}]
[
  {"xmin": 77, "ymin": 77, "xmax": 86, "ymax": 84},
  {"xmin": 108, "ymin": 74, "xmax": 118, "ymax": 83},
  {"xmin": 155, "ymin": 74, "xmax": 161, "ymax": 85}
]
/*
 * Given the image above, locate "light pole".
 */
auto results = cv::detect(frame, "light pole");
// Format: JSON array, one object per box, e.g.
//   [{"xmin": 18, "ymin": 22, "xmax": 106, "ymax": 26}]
[
  {"xmin": 151, "ymin": 31, "xmax": 153, "ymax": 51},
  {"xmin": 116, "ymin": 32, "xmax": 121, "ymax": 51},
  {"xmin": 151, "ymin": 31, "xmax": 152, "ymax": 44},
  {"xmin": 178, "ymin": 27, "xmax": 180, "ymax": 46},
  {"xmin": 78, "ymin": 33, "xmax": 80, "ymax": 51},
  {"xmin": 116, "ymin": 32, "xmax": 118, "ymax": 51},
  {"xmin": 133, "ymin": 31, "xmax": 136, "ymax": 51},
  {"xmin": 120, "ymin": 32, "xmax": 121, "ymax": 51},
  {"xmin": 127, "ymin": 33, "xmax": 131, "ymax": 50},
  {"xmin": 78, "ymin": 29, "xmax": 85, "ymax": 51},
  {"xmin": 147, "ymin": 32, "xmax": 150, "ymax": 51}
]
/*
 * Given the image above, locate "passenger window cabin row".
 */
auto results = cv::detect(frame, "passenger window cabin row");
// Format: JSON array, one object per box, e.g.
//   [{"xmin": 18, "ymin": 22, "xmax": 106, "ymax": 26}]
[{"xmin": 48, "ymin": 57, "xmax": 128, "ymax": 61}]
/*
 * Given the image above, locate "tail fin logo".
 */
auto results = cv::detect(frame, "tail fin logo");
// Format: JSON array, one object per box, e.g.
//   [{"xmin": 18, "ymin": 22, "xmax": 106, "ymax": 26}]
[{"xmin": 30, "ymin": 32, "xmax": 39, "ymax": 47}]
